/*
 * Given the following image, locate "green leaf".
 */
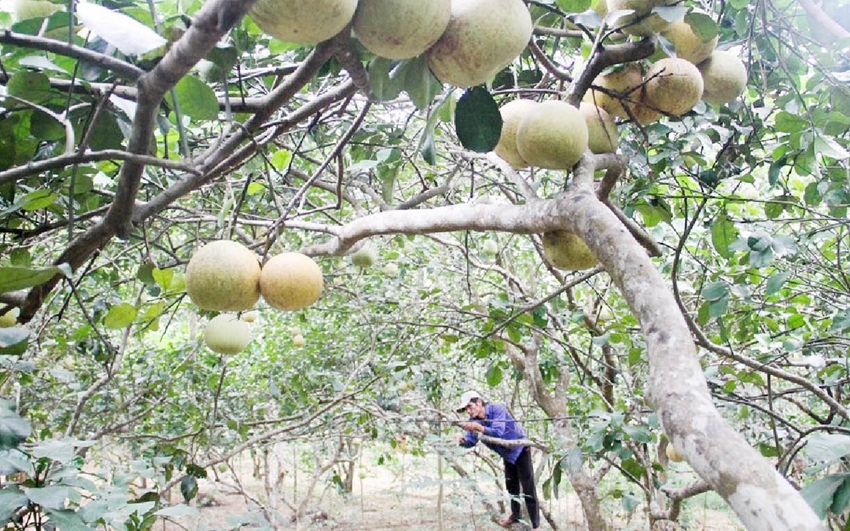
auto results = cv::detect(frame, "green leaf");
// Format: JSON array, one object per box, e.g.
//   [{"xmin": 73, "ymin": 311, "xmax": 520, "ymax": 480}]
[
  {"xmin": 0, "ymin": 489, "xmax": 28, "ymax": 522},
  {"xmin": 765, "ymin": 272, "xmax": 791, "ymax": 296},
  {"xmin": 0, "ymin": 189, "xmax": 59, "ymax": 217},
  {"xmin": 152, "ymin": 268, "xmax": 174, "ymax": 290},
  {"xmin": 701, "ymin": 281, "xmax": 728, "ymax": 302},
  {"xmin": 44, "ymin": 510, "xmax": 95, "ymax": 531},
  {"xmin": 749, "ymin": 247, "xmax": 774, "ymax": 268},
  {"xmin": 557, "ymin": 0, "xmax": 591, "ymax": 12},
  {"xmin": 684, "ymin": 12, "xmax": 718, "ymax": 43},
  {"xmin": 708, "ymin": 297, "xmax": 728, "ymax": 319},
  {"xmin": 710, "ymin": 214, "xmax": 738, "ymax": 258},
  {"xmin": 103, "ymin": 303, "xmax": 138, "ymax": 330},
  {"xmin": 172, "ymin": 76, "xmax": 219, "ymax": 121},
  {"xmin": 652, "ymin": 5, "xmax": 687, "ymax": 23},
  {"xmin": 179, "ymin": 475, "xmax": 198, "ymax": 503},
  {"xmin": 0, "ymin": 327, "xmax": 29, "ymax": 356},
  {"xmin": 7, "ymin": 71, "xmax": 52, "ymax": 104},
  {"xmin": 0, "ymin": 400, "xmax": 31, "ymax": 449},
  {"xmin": 485, "ymin": 362, "xmax": 503, "ymax": 386},
  {"xmin": 831, "ymin": 478, "xmax": 850, "ymax": 515},
  {"xmin": 75, "ymin": 2, "xmax": 166, "ymax": 56},
  {"xmin": 368, "ymin": 57, "xmax": 401, "ymax": 102},
  {"xmin": 801, "ymin": 474, "xmax": 850, "ymax": 518},
  {"xmin": 30, "ymin": 110, "xmax": 66, "ymax": 141},
  {"xmin": 155, "ymin": 503, "xmax": 200, "ymax": 518},
  {"xmin": 775, "ymin": 111, "xmax": 808, "ymax": 133},
  {"xmin": 764, "ymin": 200, "xmax": 785, "ymax": 219},
  {"xmin": 831, "ymin": 309, "xmax": 850, "ymax": 333},
  {"xmin": 271, "ymin": 149, "xmax": 292, "ymax": 170},
  {"xmin": 31, "ymin": 439, "xmax": 84, "ymax": 464},
  {"xmin": 455, "ymin": 87, "xmax": 502, "ymax": 153},
  {"xmin": 25, "ymin": 486, "xmax": 70, "ymax": 510},
  {"xmin": 395, "ymin": 55, "xmax": 442, "ymax": 111},
  {"xmin": 815, "ymin": 135, "xmax": 850, "ymax": 160},
  {"xmin": 804, "ymin": 181, "xmax": 822, "ymax": 206},
  {"xmin": 805, "ymin": 434, "xmax": 850, "ymax": 463}
]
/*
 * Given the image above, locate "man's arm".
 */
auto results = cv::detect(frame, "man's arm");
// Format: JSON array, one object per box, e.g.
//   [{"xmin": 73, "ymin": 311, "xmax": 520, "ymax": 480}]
[
  {"xmin": 481, "ymin": 404, "xmax": 511, "ymax": 438},
  {"xmin": 458, "ymin": 423, "xmax": 481, "ymax": 447}
]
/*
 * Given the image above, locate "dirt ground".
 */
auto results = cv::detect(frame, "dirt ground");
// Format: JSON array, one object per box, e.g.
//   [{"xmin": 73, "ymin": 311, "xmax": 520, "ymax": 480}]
[{"xmin": 150, "ymin": 447, "xmax": 744, "ymax": 531}]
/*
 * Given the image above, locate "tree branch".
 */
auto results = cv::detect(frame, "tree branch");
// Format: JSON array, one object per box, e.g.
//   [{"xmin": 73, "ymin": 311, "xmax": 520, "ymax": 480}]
[
  {"xmin": 0, "ymin": 30, "xmax": 145, "ymax": 81},
  {"xmin": 795, "ymin": 0, "xmax": 849, "ymax": 41}
]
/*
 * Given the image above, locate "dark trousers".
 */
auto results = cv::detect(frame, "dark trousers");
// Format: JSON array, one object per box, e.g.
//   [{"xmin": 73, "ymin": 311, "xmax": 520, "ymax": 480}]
[{"xmin": 504, "ymin": 447, "xmax": 540, "ymax": 528}]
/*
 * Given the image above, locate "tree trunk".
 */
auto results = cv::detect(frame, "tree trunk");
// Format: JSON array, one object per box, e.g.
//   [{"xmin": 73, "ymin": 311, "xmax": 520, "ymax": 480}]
[{"xmin": 567, "ymin": 182, "xmax": 827, "ymax": 531}]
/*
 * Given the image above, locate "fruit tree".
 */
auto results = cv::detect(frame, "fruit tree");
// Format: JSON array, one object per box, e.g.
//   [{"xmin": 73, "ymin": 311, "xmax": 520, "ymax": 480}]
[{"xmin": 0, "ymin": 0, "xmax": 848, "ymax": 529}]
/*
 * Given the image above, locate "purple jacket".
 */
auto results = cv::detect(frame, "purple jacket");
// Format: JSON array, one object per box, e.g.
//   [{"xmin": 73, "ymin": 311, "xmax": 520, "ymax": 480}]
[{"xmin": 460, "ymin": 403, "xmax": 526, "ymax": 464}]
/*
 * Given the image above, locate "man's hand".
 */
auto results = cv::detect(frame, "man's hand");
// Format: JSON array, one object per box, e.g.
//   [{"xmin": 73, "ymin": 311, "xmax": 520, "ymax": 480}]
[{"xmin": 460, "ymin": 421, "xmax": 484, "ymax": 433}]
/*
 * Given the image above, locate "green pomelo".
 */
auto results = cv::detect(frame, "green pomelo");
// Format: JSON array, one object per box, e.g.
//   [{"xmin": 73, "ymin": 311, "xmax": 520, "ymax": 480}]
[
  {"xmin": 494, "ymin": 99, "xmax": 539, "ymax": 168},
  {"xmin": 0, "ymin": 307, "xmax": 19, "ymax": 328},
  {"xmin": 204, "ymin": 314, "xmax": 252, "ymax": 354},
  {"xmin": 185, "ymin": 240, "xmax": 261, "ymax": 312},
  {"xmin": 516, "ymin": 101, "xmax": 589, "ymax": 170},
  {"xmin": 351, "ymin": 242, "xmax": 378, "ymax": 268},
  {"xmin": 260, "ymin": 252, "xmax": 324, "ymax": 311},
  {"xmin": 644, "ymin": 57, "xmax": 704, "ymax": 116},
  {"xmin": 354, "ymin": 0, "xmax": 451, "ymax": 59},
  {"xmin": 698, "ymin": 50, "xmax": 748, "ymax": 105},
  {"xmin": 542, "ymin": 231, "xmax": 598, "ymax": 271},
  {"xmin": 426, "ymin": 0, "xmax": 532, "ymax": 88},
  {"xmin": 662, "ymin": 14, "xmax": 719, "ymax": 65},
  {"xmin": 584, "ymin": 64, "xmax": 644, "ymax": 118},
  {"xmin": 579, "ymin": 102, "xmax": 618, "ymax": 154},
  {"xmin": 250, "ymin": 0, "xmax": 357, "ymax": 45}
]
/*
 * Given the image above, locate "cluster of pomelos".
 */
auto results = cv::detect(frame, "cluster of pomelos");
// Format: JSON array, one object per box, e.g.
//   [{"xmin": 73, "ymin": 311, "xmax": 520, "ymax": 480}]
[
  {"xmin": 248, "ymin": 0, "xmax": 532, "ymax": 88},
  {"xmin": 246, "ymin": 0, "xmax": 747, "ymax": 275},
  {"xmin": 185, "ymin": 241, "xmax": 323, "ymax": 354}
]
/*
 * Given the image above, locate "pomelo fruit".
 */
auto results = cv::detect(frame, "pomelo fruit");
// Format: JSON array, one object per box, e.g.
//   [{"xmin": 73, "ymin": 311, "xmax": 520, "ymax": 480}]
[
  {"xmin": 185, "ymin": 240, "xmax": 261, "ymax": 312},
  {"xmin": 250, "ymin": 0, "xmax": 357, "ymax": 45},
  {"xmin": 662, "ymin": 13, "xmax": 719, "ymax": 65},
  {"xmin": 426, "ymin": 0, "xmax": 532, "ymax": 88},
  {"xmin": 579, "ymin": 102, "xmax": 618, "ymax": 153},
  {"xmin": 260, "ymin": 252, "xmax": 324, "ymax": 311},
  {"xmin": 354, "ymin": 0, "xmax": 451, "ymax": 59},
  {"xmin": 516, "ymin": 101, "xmax": 589, "ymax": 170},
  {"xmin": 643, "ymin": 57, "xmax": 704, "ymax": 116},
  {"xmin": 542, "ymin": 231, "xmax": 598, "ymax": 271},
  {"xmin": 204, "ymin": 314, "xmax": 252, "ymax": 354},
  {"xmin": 698, "ymin": 50, "xmax": 748, "ymax": 105},
  {"xmin": 585, "ymin": 63, "xmax": 644, "ymax": 118},
  {"xmin": 494, "ymin": 98, "xmax": 539, "ymax": 168}
]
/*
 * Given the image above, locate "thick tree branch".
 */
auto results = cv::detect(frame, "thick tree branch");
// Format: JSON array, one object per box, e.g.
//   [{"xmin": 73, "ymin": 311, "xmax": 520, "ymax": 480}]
[
  {"xmin": 105, "ymin": 0, "xmax": 260, "ymax": 239},
  {"xmin": 19, "ymin": 0, "xmax": 257, "ymax": 322}
]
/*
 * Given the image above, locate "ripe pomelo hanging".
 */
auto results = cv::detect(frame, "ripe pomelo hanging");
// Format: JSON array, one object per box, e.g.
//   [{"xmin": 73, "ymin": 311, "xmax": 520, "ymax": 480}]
[
  {"xmin": 204, "ymin": 314, "xmax": 252, "ymax": 354},
  {"xmin": 185, "ymin": 240, "xmax": 261, "ymax": 312},
  {"xmin": 542, "ymin": 231, "xmax": 598, "ymax": 271},
  {"xmin": 426, "ymin": 0, "xmax": 532, "ymax": 88},
  {"xmin": 494, "ymin": 98, "xmax": 539, "ymax": 168},
  {"xmin": 643, "ymin": 57, "xmax": 704, "ymax": 116},
  {"xmin": 260, "ymin": 252, "xmax": 324, "ymax": 311},
  {"xmin": 250, "ymin": 0, "xmax": 357, "ymax": 45},
  {"xmin": 354, "ymin": 0, "xmax": 451, "ymax": 59},
  {"xmin": 516, "ymin": 101, "xmax": 588, "ymax": 170},
  {"xmin": 698, "ymin": 50, "xmax": 748, "ymax": 105}
]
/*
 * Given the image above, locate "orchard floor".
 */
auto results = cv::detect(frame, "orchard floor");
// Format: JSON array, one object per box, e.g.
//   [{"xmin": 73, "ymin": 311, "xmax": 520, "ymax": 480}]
[{"xmin": 154, "ymin": 448, "xmax": 744, "ymax": 531}]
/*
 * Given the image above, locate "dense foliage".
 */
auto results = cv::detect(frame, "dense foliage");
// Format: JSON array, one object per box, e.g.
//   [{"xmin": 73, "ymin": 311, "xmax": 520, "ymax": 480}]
[{"xmin": 0, "ymin": 0, "xmax": 848, "ymax": 529}]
